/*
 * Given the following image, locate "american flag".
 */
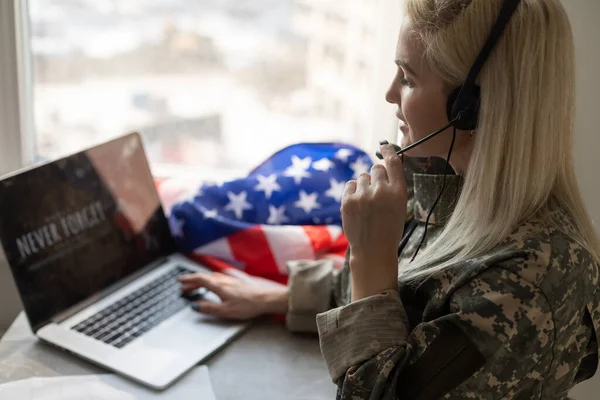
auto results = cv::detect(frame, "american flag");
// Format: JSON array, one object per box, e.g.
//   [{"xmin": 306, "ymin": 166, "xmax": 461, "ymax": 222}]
[{"xmin": 159, "ymin": 143, "xmax": 374, "ymax": 283}]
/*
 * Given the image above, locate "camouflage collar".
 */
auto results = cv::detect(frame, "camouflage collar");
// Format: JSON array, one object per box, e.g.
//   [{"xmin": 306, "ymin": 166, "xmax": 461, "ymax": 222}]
[{"xmin": 413, "ymin": 173, "xmax": 463, "ymax": 226}]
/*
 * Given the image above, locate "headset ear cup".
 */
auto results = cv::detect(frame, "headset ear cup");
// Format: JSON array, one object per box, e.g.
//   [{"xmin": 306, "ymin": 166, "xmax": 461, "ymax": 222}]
[
  {"xmin": 446, "ymin": 85, "xmax": 481, "ymax": 131},
  {"xmin": 446, "ymin": 87, "xmax": 462, "ymax": 124}
]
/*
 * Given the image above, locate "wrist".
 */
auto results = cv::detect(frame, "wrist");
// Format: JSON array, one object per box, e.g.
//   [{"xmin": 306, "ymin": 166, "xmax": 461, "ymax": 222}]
[
  {"xmin": 349, "ymin": 250, "xmax": 398, "ymax": 274},
  {"xmin": 351, "ymin": 280, "xmax": 397, "ymax": 302},
  {"xmin": 257, "ymin": 286, "xmax": 290, "ymax": 315},
  {"xmin": 349, "ymin": 245, "xmax": 397, "ymax": 263},
  {"xmin": 349, "ymin": 252, "xmax": 398, "ymax": 302}
]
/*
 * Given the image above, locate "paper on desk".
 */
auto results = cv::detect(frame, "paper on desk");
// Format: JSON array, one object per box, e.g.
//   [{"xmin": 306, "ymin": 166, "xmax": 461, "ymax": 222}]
[{"xmin": 0, "ymin": 365, "xmax": 216, "ymax": 400}]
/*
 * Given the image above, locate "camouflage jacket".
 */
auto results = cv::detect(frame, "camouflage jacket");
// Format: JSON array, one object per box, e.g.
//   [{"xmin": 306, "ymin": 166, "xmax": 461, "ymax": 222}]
[{"xmin": 285, "ymin": 158, "xmax": 600, "ymax": 399}]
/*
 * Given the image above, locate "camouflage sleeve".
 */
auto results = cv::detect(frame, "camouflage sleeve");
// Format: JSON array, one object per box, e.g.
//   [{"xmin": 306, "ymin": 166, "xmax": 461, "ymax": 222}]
[
  {"xmin": 316, "ymin": 266, "xmax": 555, "ymax": 400},
  {"xmin": 286, "ymin": 259, "xmax": 336, "ymax": 332}
]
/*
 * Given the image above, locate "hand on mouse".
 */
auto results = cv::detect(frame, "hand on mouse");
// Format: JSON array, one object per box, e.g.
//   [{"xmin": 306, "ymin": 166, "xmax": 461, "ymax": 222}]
[{"xmin": 179, "ymin": 270, "xmax": 289, "ymax": 320}]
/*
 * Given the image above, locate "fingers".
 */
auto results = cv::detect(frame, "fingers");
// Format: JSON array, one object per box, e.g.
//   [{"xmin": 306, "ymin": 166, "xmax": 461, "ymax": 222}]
[
  {"xmin": 192, "ymin": 301, "xmax": 255, "ymax": 321},
  {"xmin": 356, "ymin": 172, "xmax": 371, "ymax": 192},
  {"xmin": 379, "ymin": 144, "xmax": 405, "ymax": 186},
  {"xmin": 179, "ymin": 273, "xmax": 226, "ymax": 298},
  {"xmin": 192, "ymin": 301, "xmax": 231, "ymax": 319},
  {"xmin": 342, "ymin": 180, "xmax": 357, "ymax": 204},
  {"xmin": 370, "ymin": 164, "xmax": 388, "ymax": 185}
]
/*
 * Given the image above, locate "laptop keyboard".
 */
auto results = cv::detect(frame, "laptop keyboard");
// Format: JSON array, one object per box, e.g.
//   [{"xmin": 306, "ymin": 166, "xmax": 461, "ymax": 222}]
[{"xmin": 72, "ymin": 266, "xmax": 196, "ymax": 349}]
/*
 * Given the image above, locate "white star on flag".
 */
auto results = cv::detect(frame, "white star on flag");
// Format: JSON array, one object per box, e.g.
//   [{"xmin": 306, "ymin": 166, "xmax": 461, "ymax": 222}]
[
  {"xmin": 267, "ymin": 205, "xmax": 290, "ymax": 225},
  {"xmin": 295, "ymin": 190, "xmax": 320, "ymax": 214},
  {"xmin": 203, "ymin": 209, "xmax": 218, "ymax": 219},
  {"xmin": 312, "ymin": 158, "xmax": 334, "ymax": 172},
  {"xmin": 325, "ymin": 178, "xmax": 346, "ymax": 202},
  {"xmin": 224, "ymin": 191, "xmax": 253, "ymax": 219},
  {"xmin": 284, "ymin": 155, "xmax": 312, "ymax": 185},
  {"xmin": 169, "ymin": 217, "xmax": 185, "ymax": 237},
  {"xmin": 254, "ymin": 174, "xmax": 281, "ymax": 200},
  {"xmin": 335, "ymin": 148, "xmax": 353, "ymax": 162},
  {"xmin": 350, "ymin": 157, "xmax": 371, "ymax": 179}
]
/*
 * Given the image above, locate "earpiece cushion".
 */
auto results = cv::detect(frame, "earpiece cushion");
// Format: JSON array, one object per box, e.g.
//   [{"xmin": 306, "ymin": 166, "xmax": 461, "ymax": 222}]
[{"xmin": 446, "ymin": 85, "xmax": 481, "ymax": 131}]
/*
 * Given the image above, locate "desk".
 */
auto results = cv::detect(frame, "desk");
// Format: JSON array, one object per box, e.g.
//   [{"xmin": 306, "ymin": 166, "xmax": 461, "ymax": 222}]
[{"xmin": 0, "ymin": 312, "xmax": 336, "ymax": 399}]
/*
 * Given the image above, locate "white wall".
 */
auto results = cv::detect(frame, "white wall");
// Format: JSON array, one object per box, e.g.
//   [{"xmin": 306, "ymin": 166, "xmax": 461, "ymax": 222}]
[
  {"xmin": 568, "ymin": 0, "xmax": 600, "ymax": 222},
  {"xmin": 564, "ymin": 0, "xmax": 600, "ymax": 397}
]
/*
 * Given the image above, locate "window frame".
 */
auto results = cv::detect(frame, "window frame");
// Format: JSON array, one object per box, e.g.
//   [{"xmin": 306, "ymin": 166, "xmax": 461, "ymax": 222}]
[{"xmin": 0, "ymin": 0, "xmax": 34, "ymax": 175}]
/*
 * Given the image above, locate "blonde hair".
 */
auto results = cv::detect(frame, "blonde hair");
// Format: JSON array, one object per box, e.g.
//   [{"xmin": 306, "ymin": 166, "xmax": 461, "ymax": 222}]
[{"xmin": 400, "ymin": 0, "xmax": 600, "ymax": 281}]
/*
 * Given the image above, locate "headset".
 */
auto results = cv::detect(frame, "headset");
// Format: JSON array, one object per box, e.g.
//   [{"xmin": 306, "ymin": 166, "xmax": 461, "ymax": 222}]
[
  {"xmin": 374, "ymin": 0, "xmax": 522, "ymax": 261},
  {"xmin": 376, "ymin": 0, "xmax": 522, "ymax": 160}
]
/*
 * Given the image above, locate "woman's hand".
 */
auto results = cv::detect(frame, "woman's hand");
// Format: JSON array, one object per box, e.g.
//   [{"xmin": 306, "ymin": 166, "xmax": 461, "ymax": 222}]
[
  {"xmin": 178, "ymin": 270, "xmax": 289, "ymax": 320},
  {"xmin": 341, "ymin": 143, "xmax": 407, "ymax": 301}
]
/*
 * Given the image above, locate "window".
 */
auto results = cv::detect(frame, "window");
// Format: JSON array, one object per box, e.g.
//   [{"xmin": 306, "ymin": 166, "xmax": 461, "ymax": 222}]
[{"xmin": 1, "ymin": 0, "xmax": 401, "ymax": 179}]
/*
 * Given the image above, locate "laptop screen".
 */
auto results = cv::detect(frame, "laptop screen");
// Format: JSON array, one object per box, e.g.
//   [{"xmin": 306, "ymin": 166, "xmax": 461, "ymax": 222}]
[{"xmin": 0, "ymin": 133, "xmax": 176, "ymax": 332}]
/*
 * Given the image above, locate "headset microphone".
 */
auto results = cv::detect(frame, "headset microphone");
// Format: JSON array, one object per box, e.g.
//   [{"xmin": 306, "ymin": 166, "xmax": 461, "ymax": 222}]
[
  {"xmin": 372, "ymin": 0, "xmax": 522, "ymax": 262},
  {"xmin": 377, "ymin": 0, "xmax": 521, "ymax": 160},
  {"xmin": 375, "ymin": 117, "xmax": 458, "ymax": 160}
]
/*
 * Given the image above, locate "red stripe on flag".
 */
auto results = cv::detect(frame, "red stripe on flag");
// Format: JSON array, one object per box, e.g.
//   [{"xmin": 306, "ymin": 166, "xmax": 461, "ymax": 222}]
[
  {"xmin": 189, "ymin": 254, "xmax": 235, "ymax": 274},
  {"xmin": 228, "ymin": 226, "xmax": 285, "ymax": 284},
  {"xmin": 330, "ymin": 232, "xmax": 349, "ymax": 258},
  {"xmin": 302, "ymin": 225, "xmax": 333, "ymax": 255}
]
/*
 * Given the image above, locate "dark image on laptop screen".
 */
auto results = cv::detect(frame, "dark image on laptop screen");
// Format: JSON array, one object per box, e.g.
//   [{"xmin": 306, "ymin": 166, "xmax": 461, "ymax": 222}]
[{"xmin": 0, "ymin": 133, "xmax": 176, "ymax": 332}]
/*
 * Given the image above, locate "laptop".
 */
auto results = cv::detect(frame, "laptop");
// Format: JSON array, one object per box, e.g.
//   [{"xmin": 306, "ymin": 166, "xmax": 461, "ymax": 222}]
[{"xmin": 0, "ymin": 132, "xmax": 247, "ymax": 390}]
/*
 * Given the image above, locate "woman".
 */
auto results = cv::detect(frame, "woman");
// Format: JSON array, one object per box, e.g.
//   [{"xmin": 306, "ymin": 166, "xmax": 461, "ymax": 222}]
[{"xmin": 180, "ymin": 0, "xmax": 600, "ymax": 398}]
